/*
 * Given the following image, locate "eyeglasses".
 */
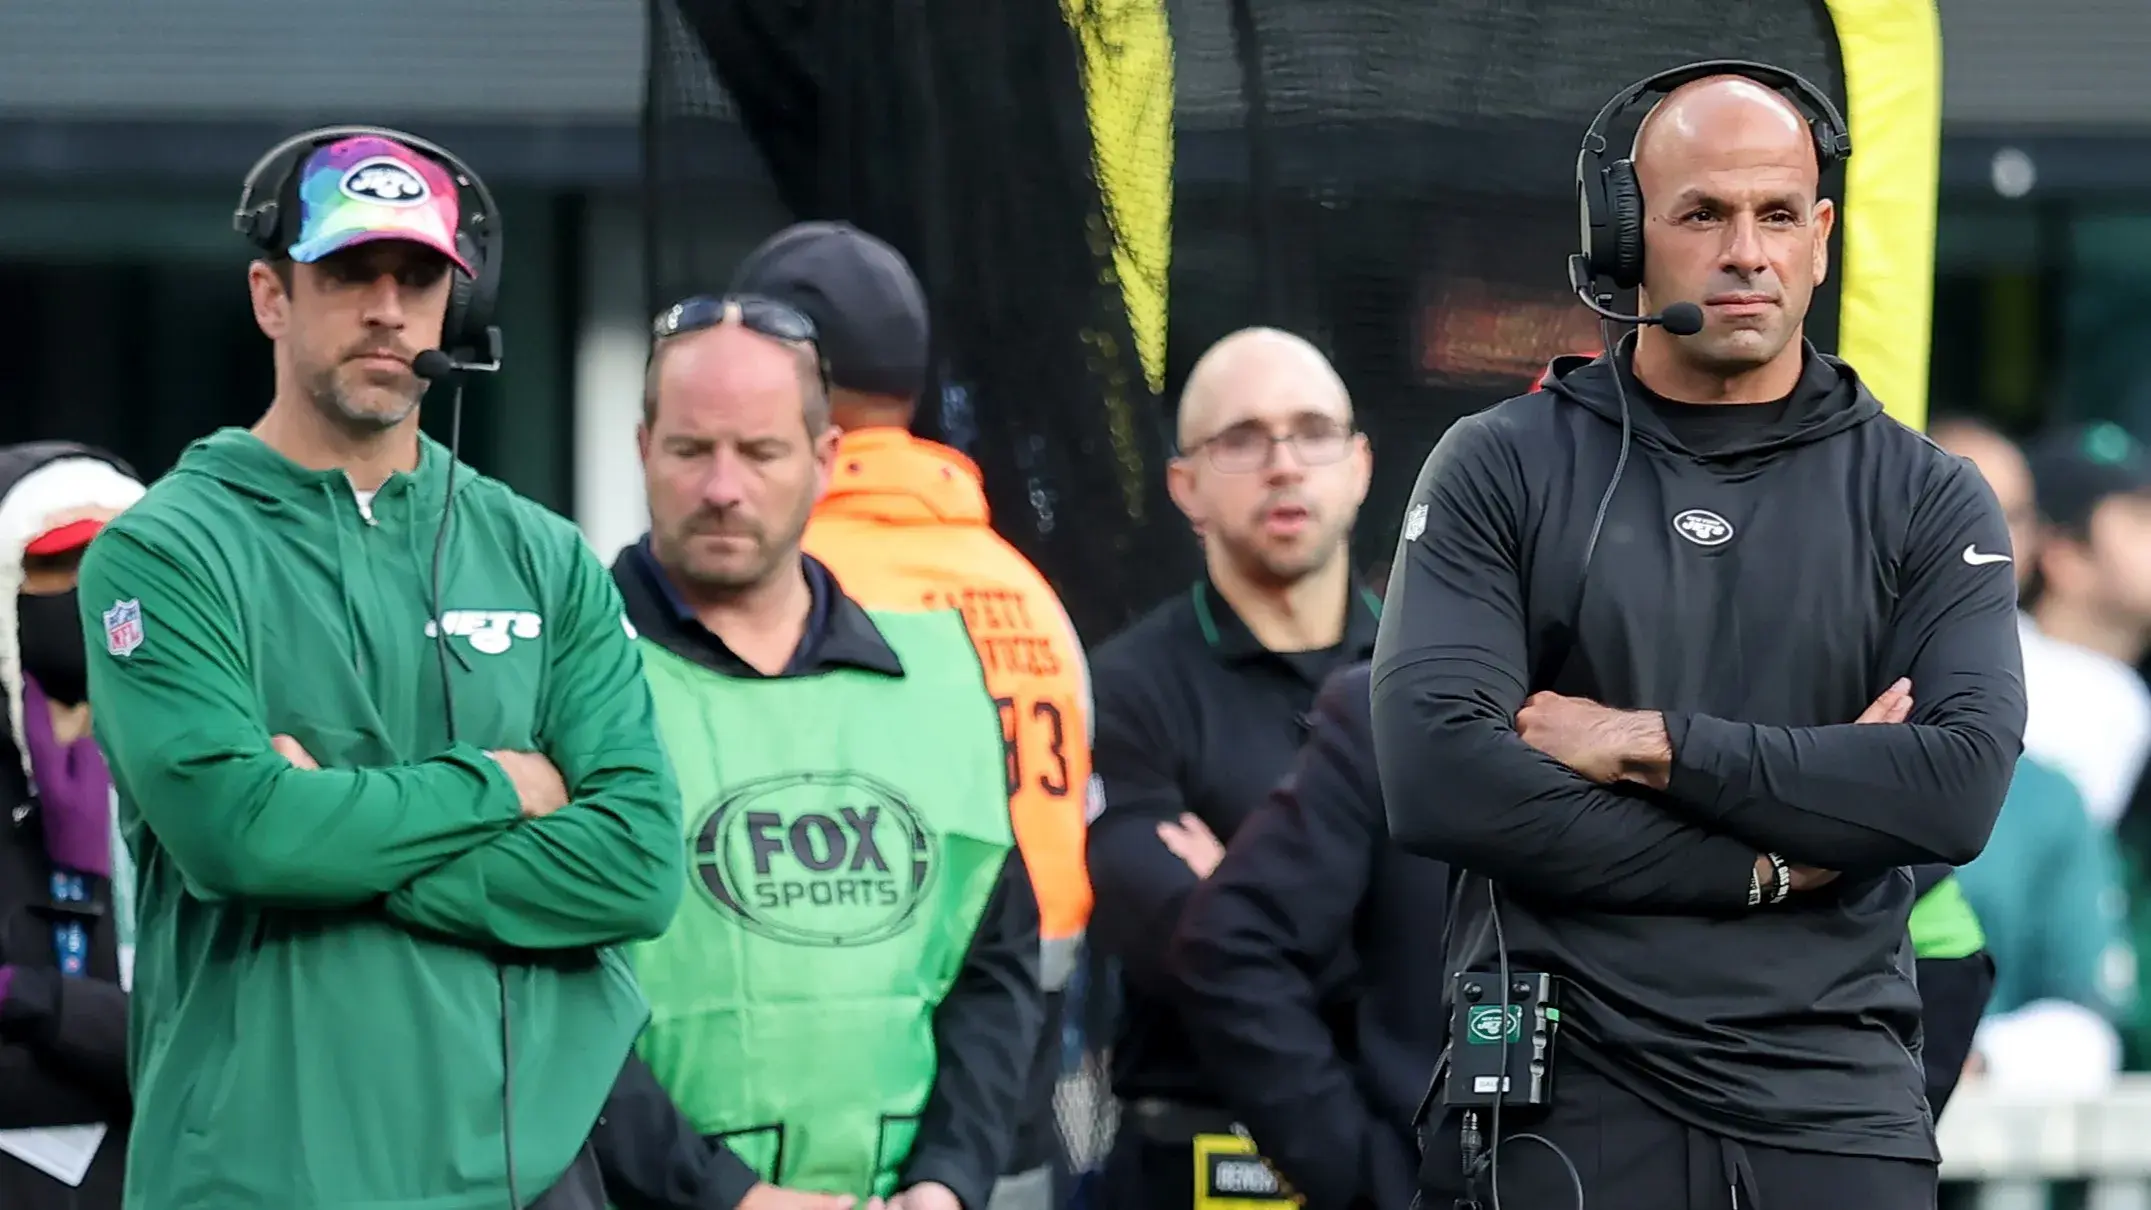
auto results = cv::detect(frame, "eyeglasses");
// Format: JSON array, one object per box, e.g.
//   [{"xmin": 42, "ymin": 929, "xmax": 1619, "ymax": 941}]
[
  {"xmin": 652, "ymin": 293, "xmax": 820, "ymax": 347},
  {"xmin": 1182, "ymin": 417, "xmax": 1357, "ymax": 473}
]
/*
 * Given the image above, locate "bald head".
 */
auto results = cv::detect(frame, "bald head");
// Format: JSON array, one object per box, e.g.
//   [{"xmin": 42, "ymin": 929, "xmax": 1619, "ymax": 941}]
[
  {"xmin": 1178, "ymin": 327, "xmax": 1350, "ymax": 450},
  {"xmin": 1167, "ymin": 327, "xmax": 1369, "ymax": 590},
  {"xmin": 1632, "ymin": 76, "xmax": 1817, "ymax": 187},
  {"xmin": 1625, "ymin": 73, "xmax": 1836, "ymax": 396}
]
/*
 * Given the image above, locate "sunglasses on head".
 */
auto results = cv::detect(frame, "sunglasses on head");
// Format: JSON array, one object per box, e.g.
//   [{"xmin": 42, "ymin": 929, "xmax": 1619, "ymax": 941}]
[{"xmin": 652, "ymin": 294, "xmax": 819, "ymax": 347}]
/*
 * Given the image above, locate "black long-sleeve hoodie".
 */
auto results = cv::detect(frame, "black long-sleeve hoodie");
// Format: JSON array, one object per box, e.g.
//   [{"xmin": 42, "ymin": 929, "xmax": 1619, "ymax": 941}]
[{"xmin": 1370, "ymin": 344, "xmax": 2025, "ymax": 1160}]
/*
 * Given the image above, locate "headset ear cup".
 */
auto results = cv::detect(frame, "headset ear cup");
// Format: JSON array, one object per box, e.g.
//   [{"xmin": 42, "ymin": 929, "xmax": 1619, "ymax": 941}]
[
  {"xmin": 443, "ymin": 232, "xmax": 480, "ymax": 354},
  {"xmin": 1579, "ymin": 172, "xmax": 1608, "ymax": 280},
  {"xmin": 1605, "ymin": 159, "xmax": 1646, "ymax": 290}
]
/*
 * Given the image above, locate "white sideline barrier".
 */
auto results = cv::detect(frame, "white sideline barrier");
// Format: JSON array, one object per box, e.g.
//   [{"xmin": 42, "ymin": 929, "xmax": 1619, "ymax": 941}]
[{"xmin": 1940, "ymin": 1077, "xmax": 2151, "ymax": 1210}]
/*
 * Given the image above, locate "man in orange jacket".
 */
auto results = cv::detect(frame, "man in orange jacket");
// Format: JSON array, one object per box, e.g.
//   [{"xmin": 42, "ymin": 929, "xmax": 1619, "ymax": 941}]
[{"xmin": 733, "ymin": 223, "xmax": 1094, "ymax": 1210}]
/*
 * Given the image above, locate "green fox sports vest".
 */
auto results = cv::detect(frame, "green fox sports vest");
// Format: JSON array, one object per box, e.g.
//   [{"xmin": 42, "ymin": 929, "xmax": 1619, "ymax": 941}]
[{"xmin": 630, "ymin": 608, "xmax": 1014, "ymax": 1199}]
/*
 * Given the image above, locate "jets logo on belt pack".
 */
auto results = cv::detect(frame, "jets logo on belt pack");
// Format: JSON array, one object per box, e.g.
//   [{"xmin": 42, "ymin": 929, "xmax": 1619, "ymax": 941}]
[
  {"xmin": 426, "ymin": 609, "xmax": 543, "ymax": 655},
  {"xmin": 1466, "ymin": 1004, "xmax": 1523, "ymax": 1044}
]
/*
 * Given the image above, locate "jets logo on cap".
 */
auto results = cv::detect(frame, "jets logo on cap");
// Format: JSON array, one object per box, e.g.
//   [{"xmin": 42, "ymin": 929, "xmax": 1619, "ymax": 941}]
[{"xmin": 340, "ymin": 157, "xmax": 429, "ymax": 207}]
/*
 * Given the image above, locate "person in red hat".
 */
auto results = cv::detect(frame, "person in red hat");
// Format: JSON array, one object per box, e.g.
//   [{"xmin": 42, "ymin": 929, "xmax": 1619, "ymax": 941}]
[{"xmin": 0, "ymin": 441, "xmax": 145, "ymax": 1210}]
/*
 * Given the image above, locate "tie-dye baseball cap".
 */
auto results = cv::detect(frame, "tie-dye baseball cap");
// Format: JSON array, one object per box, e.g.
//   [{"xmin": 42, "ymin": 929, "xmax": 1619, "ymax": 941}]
[{"xmin": 283, "ymin": 135, "xmax": 473, "ymax": 275}]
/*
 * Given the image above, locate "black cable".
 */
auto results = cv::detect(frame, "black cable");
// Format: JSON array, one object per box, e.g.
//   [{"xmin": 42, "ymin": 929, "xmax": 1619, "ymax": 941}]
[
  {"xmin": 425, "ymin": 379, "xmax": 522, "ymax": 1210},
  {"xmin": 1485, "ymin": 885, "xmax": 1513, "ymax": 1209},
  {"xmin": 1478, "ymin": 891, "xmax": 1584, "ymax": 1210},
  {"xmin": 1496, "ymin": 1134, "xmax": 1587, "ymax": 1210},
  {"xmin": 429, "ymin": 383, "xmax": 461, "ymax": 749},
  {"xmin": 1476, "ymin": 322, "xmax": 1629, "ymax": 1210},
  {"xmin": 1578, "ymin": 319, "xmax": 1633, "ymax": 578}
]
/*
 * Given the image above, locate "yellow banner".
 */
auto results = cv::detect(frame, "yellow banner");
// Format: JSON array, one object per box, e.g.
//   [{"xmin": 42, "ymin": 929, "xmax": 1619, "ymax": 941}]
[{"xmin": 1821, "ymin": 0, "xmax": 1944, "ymax": 430}]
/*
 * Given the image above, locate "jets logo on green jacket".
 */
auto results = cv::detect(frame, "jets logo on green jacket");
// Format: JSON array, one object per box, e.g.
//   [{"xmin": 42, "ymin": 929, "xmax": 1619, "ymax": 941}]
[
  {"xmin": 692, "ymin": 770, "xmax": 938, "ymax": 948},
  {"xmin": 425, "ymin": 608, "xmax": 543, "ymax": 655}
]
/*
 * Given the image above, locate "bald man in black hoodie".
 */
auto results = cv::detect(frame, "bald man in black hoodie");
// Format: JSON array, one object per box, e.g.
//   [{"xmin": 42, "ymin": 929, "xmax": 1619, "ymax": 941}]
[{"xmin": 1375, "ymin": 72, "xmax": 2020, "ymax": 1210}]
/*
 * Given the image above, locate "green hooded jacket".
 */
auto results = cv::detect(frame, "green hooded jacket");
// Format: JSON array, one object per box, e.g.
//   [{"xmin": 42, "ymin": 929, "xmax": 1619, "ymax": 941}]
[{"xmin": 78, "ymin": 429, "xmax": 683, "ymax": 1210}]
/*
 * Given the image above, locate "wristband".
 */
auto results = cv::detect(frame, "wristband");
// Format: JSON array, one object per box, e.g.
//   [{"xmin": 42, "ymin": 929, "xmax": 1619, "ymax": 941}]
[
  {"xmin": 1766, "ymin": 852, "xmax": 1791, "ymax": 905},
  {"xmin": 1748, "ymin": 862, "xmax": 1764, "ymax": 908}
]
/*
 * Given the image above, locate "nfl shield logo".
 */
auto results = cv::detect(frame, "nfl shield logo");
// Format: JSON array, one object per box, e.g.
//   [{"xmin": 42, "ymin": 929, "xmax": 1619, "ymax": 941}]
[{"xmin": 103, "ymin": 598, "xmax": 144, "ymax": 658}]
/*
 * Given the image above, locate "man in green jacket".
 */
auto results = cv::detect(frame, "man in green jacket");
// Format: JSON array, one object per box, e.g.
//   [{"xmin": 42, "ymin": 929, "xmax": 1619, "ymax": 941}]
[
  {"xmin": 77, "ymin": 129, "xmax": 682, "ymax": 1210},
  {"xmin": 613, "ymin": 295, "xmax": 1043, "ymax": 1210}
]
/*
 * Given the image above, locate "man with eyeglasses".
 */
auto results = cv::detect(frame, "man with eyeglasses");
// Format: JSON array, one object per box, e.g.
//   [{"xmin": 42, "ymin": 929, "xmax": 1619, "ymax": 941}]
[
  {"xmin": 601, "ymin": 295, "xmax": 1044, "ymax": 1210},
  {"xmin": 1085, "ymin": 327, "xmax": 1377, "ymax": 1210}
]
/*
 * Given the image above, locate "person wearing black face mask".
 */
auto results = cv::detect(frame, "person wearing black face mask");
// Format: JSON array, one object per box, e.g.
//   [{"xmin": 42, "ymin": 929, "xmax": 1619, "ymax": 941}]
[
  {"xmin": 0, "ymin": 441, "xmax": 144, "ymax": 1210},
  {"xmin": 18, "ymin": 590, "xmax": 89, "ymax": 708}
]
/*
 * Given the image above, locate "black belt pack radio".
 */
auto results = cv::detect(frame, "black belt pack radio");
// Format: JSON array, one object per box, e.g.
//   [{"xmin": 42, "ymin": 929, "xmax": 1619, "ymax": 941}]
[{"xmin": 1442, "ymin": 970, "xmax": 1564, "ymax": 1109}]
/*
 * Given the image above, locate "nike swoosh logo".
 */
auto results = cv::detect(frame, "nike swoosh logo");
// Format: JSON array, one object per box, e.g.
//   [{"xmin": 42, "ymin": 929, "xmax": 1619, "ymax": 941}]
[{"xmin": 1962, "ymin": 544, "xmax": 2013, "ymax": 566}]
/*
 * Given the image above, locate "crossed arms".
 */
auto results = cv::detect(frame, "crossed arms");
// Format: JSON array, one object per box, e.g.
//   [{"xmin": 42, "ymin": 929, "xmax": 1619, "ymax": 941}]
[
  {"xmin": 1370, "ymin": 416, "xmax": 2026, "ymax": 912},
  {"xmin": 80, "ymin": 525, "xmax": 683, "ymax": 950}
]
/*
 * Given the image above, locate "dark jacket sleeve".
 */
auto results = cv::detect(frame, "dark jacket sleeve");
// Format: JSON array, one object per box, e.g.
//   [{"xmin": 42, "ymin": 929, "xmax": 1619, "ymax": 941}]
[
  {"xmin": 591, "ymin": 1052, "xmax": 762, "ymax": 1210},
  {"xmin": 0, "ymin": 965, "xmax": 132, "ymax": 1127},
  {"xmin": 1909, "ymin": 863, "xmax": 1952, "ymax": 899},
  {"xmin": 1085, "ymin": 663, "xmax": 1204, "ymax": 992},
  {"xmin": 903, "ymin": 848, "xmax": 1044, "ymax": 1210},
  {"xmin": 1371, "ymin": 414, "xmax": 1761, "ymax": 913},
  {"xmin": 1171, "ymin": 666, "xmax": 1417, "ymax": 1210},
  {"xmin": 1660, "ymin": 458, "xmax": 2026, "ymax": 869}
]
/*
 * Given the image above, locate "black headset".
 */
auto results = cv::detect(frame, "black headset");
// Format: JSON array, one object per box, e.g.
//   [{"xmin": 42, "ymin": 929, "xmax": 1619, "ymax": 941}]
[
  {"xmin": 1455, "ymin": 75, "xmax": 1858, "ymax": 1210},
  {"xmin": 233, "ymin": 125, "xmax": 505, "ymax": 372},
  {"xmin": 238, "ymin": 125, "xmax": 521, "ymax": 1210},
  {"xmin": 1574, "ymin": 59, "xmax": 1852, "ymax": 293}
]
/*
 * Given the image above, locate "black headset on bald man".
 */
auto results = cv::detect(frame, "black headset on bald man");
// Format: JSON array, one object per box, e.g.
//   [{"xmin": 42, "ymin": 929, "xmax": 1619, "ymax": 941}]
[
  {"xmin": 1568, "ymin": 58, "xmax": 1852, "ymax": 335},
  {"xmin": 233, "ymin": 125, "xmax": 506, "ymax": 377},
  {"xmin": 1450, "ymin": 61, "xmax": 1856, "ymax": 1210}
]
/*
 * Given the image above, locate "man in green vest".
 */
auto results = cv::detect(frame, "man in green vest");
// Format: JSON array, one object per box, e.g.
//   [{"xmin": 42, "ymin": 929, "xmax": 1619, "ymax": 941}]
[{"xmin": 611, "ymin": 294, "xmax": 1044, "ymax": 1210}]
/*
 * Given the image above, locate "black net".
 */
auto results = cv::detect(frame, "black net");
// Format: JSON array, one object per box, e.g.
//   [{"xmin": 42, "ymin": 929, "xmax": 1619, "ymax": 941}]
[
  {"xmin": 1162, "ymin": 0, "xmax": 1846, "ymax": 570},
  {"xmin": 646, "ymin": 0, "xmax": 1173, "ymax": 1183},
  {"xmin": 646, "ymin": 0, "xmax": 1188, "ymax": 647},
  {"xmin": 645, "ymin": 0, "xmax": 1847, "ymax": 627}
]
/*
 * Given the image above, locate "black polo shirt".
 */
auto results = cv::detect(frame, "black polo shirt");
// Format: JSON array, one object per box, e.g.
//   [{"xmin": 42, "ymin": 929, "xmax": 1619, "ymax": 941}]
[
  {"xmin": 1084, "ymin": 578, "xmax": 1381, "ymax": 1107},
  {"xmin": 616, "ymin": 538, "xmax": 898, "ymax": 678}
]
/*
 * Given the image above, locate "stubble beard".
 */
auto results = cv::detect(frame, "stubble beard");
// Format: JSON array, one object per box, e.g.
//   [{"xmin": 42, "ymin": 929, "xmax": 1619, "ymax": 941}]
[
  {"xmin": 1220, "ymin": 521, "xmax": 1349, "ymax": 591},
  {"xmin": 304, "ymin": 361, "xmax": 421, "ymax": 436},
  {"xmin": 660, "ymin": 491, "xmax": 816, "ymax": 602}
]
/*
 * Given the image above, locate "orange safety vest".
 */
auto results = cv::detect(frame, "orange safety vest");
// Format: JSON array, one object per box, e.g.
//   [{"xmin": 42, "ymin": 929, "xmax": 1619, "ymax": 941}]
[{"xmin": 803, "ymin": 428, "xmax": 1094, "ymax": 977}]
